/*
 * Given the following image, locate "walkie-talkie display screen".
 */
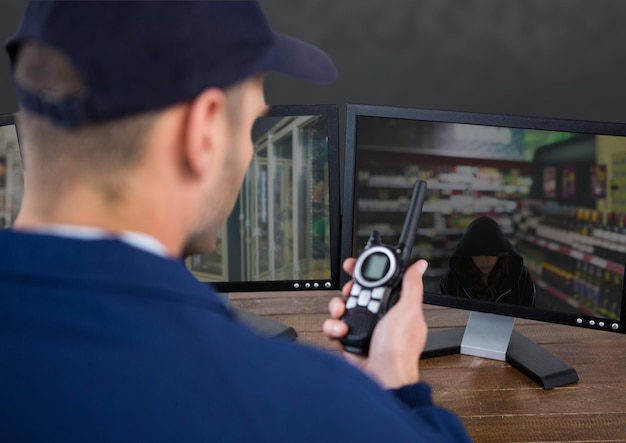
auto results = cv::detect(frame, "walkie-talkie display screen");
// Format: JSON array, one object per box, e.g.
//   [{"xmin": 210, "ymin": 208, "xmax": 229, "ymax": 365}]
[{"xmin": 363, "ymin": 254, "xmax": 390, "ymax": 281}]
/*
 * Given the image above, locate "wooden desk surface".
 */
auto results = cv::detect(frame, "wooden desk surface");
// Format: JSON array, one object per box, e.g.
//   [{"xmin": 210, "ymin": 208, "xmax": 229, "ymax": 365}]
[{"xmin": 229, "ymin": 290, "xmax": 626, "ymax": 443}]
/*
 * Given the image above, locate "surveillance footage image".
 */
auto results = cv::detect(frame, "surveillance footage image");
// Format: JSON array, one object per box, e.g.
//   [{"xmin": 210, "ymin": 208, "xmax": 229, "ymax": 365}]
[{"xmin": 347, "ymin": 107, "xmax": 626, "ymax": 324}]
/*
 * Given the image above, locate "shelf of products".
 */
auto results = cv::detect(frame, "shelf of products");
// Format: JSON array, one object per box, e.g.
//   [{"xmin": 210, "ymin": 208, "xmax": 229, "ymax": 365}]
[{"xmin": 517, "ymin": 202, "xmax": 624, "ymax": 320}]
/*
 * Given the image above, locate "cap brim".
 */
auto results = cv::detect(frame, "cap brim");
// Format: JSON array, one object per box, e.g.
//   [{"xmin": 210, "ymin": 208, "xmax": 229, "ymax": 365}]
[{"xmin": 269, "ymin": 33, "xmax": 337, "ymax": 85}]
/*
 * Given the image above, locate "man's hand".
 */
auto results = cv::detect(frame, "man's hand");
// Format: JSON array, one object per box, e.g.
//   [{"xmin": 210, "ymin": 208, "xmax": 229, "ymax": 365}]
[{"xmin": 323, "ymin": 258, "xmax": 429, "ymax": 389}]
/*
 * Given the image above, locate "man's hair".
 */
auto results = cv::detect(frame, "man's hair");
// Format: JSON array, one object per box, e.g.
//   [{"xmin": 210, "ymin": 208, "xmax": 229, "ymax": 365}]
[{"xmin": 14, "ymin": 42, "xmax": 158, "ymax": 201}]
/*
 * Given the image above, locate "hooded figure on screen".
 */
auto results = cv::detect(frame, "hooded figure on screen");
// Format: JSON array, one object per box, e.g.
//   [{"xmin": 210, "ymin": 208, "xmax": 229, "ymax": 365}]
[{"xmin": 439, "ymin": 216, "xmax": 536, "ymax": 307}]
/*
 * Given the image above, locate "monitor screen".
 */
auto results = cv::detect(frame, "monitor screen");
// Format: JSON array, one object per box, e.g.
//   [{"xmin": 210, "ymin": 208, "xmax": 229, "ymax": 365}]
[
  {"xmin": 341, "ymin": 104, "xmax": 626, "ymax": 387},
  {"xmin": 187, "ymin": 104, "xmax": 341, "ymax": 293},
  {"xmin": 0, "ymin": 114, "xmax": 23, "ymax": 229}
]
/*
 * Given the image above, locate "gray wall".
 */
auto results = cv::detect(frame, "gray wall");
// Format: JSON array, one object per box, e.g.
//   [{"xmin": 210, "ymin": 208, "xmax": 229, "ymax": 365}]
[
  {"xmin": 2, "ymin": 0, "xmax": 626, "ymax": 123},
  {"xmin": 259, "ymin": 0, "xmax": 626, "ymax": 123}
]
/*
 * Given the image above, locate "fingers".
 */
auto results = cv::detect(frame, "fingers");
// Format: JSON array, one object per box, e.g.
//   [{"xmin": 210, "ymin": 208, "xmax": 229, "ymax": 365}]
[
  {"xmin": 323, "ymin": 318, "xmax": 348, "ymax": 339},
  {"xmin": 324, "ymin": 296, "xmax": 348, "ymax": 339},
  {"xmin": 341, "ymin": 280, "xmax": 353, "ymax": 298},
  {"xmin": 341, "ymin": 257, "xmax": 357, "ymax": 297},
  {"xmin": 326, "ymin": 258, "xmax": 352, "ymax": 342},
  {"xmin": 342, "ymin": 257, "xmax": 356, "ymax": 275},
  {"xmin": 328, "ymin": 296, "xmax": 346, "ymax": 319}
]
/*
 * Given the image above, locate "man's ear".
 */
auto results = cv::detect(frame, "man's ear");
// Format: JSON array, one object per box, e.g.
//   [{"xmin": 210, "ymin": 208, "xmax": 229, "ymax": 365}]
[{"xmin": 182, "ymin": 87, "xmax": 227, "ymax": 178}]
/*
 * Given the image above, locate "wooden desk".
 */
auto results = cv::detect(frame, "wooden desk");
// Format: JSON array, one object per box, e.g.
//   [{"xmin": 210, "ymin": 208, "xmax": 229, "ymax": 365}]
[{"xmin": 230, "ymin": 290, "xmax": 626, "ymax": 442}]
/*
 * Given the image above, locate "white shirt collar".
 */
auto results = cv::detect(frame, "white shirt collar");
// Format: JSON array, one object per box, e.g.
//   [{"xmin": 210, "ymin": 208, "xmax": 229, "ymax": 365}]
[{"xmin": 26, "ymin": 224, "xmax": 170, "ymax": 258}]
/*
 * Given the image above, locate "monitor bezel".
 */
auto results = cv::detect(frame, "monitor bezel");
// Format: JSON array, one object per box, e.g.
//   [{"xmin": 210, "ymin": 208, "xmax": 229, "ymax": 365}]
[
  {"xmin": 341, "ymin": 103, "xmax": 626, "ymax": 334},
  {"xmin": 208, "ymin": 104, "xmax": 342, "ymax": 293},
  {"xmin": 0, "ymin": 113, "xmax": 16, "ymax": 128}
]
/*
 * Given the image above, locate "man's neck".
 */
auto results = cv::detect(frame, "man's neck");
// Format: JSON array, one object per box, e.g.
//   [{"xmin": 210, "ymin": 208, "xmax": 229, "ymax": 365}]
[{"xmin": 14, "ymin": 189, "xmax": 182, "ymax": 257}]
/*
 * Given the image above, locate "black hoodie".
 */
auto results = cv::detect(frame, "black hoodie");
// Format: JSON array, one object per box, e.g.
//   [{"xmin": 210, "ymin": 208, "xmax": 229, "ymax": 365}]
[{"xmin": 439, "ymin": 216, "xmax": 536, "ymax": 307}]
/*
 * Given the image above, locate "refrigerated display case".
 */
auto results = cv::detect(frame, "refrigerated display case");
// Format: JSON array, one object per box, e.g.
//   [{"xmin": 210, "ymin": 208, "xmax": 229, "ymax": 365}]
[{"xmin": 0, "ymin": 120, "xmax": 23, "ymax": 228}]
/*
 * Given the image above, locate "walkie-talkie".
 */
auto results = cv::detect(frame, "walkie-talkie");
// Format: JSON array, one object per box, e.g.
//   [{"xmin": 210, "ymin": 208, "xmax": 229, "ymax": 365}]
[{"xmin": 340, "ymin": 180, "xmax": 427, "ymax": 356}]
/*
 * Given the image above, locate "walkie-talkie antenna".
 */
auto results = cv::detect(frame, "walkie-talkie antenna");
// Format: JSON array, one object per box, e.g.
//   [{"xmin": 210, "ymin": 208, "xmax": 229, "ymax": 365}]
[{"xmin": 396, "ymin": 180, "xmax": 428, "ymax": 263}]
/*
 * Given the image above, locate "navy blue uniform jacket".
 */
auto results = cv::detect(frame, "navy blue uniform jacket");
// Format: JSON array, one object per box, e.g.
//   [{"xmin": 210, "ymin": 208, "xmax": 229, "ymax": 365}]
[{"xmin": 0, "ymin": 230, "xmax": 471, "ymax": 442}]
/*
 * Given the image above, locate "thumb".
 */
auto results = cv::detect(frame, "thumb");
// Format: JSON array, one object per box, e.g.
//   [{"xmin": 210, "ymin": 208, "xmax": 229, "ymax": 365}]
[{"xmin": 398, "ymin": 259, "xmax": 428, "ymax": 305}]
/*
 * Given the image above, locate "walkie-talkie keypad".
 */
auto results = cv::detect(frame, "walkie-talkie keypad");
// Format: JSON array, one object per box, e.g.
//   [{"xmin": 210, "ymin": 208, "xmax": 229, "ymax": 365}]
[
  {"xmin": 357, "ymin": 290, "xmax": 371, "ymax": 306},
  {"xmin": 371, "ymin": 287, "xmax": 386, "ymax": 300},
  {"xmin": 367, "ymin": 300, "xmax": 380, "ymax": 313},
  {"xmin": 347, "ymin": 283, "xmax": 390, "ymax": 315}
]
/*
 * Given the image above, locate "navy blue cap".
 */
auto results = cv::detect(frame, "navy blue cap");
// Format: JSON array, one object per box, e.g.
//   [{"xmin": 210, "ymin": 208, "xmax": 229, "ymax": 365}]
[{"xmin": 5, "ymin": 1, "xmax": 337, "ymax": 128}]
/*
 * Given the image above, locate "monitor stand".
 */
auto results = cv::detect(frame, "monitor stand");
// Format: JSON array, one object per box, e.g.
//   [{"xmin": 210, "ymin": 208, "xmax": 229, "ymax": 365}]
[
  {"xmin": 231, "ymin": 307, "xmax": 298, "ymax": 341},
  {"xmin": 220, "ymin": 293, "xmax": 298, "ymax": 341},
  {"xmin": 422, "ymin": 311, "xmax": 579, "ymax": 389}
]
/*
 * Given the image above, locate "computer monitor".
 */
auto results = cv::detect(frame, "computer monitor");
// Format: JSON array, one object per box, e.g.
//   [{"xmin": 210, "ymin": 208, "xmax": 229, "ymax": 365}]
[
  {"xmin": 186, "ymin": 104, "xmax": 341, "ymax": 293},
  {"xmin": 341, "ymin": 103, "xmax": 626, "ymax": 388},
  {"xmin": 0, "ymin": 113, "xmax": 23, "ymax": 229}
]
